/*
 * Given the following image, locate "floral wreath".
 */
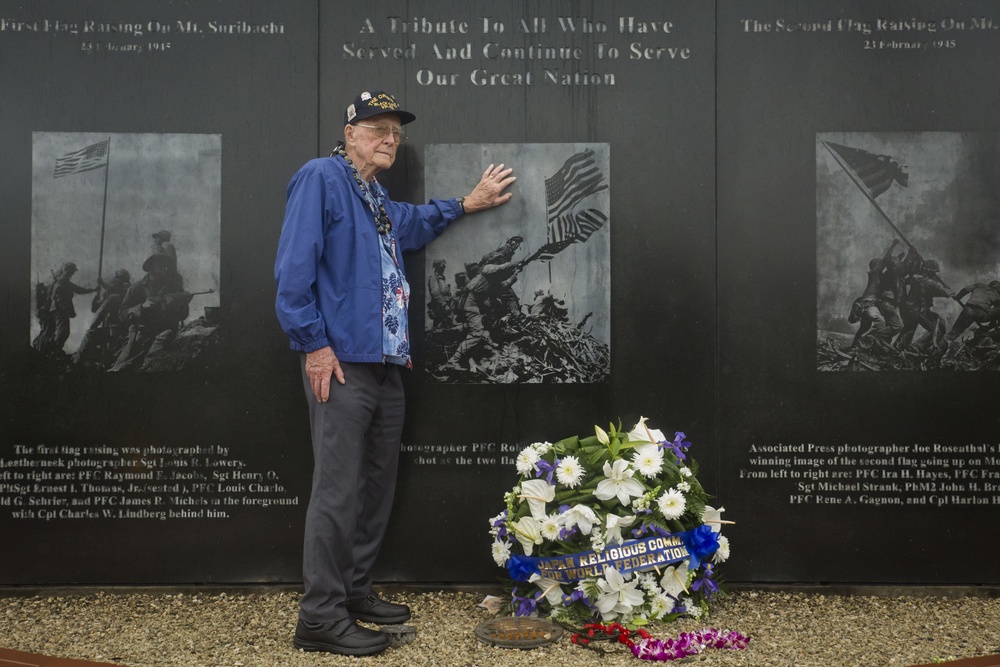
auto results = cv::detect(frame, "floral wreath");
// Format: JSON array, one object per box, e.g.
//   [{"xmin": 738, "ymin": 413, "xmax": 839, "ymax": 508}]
[{"xmin": 489, "ymin": 418, "xmax": 732, "ymax": 628}]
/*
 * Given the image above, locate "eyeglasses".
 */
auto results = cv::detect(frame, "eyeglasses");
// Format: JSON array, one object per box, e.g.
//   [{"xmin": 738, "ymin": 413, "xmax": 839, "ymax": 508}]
[{"xmin": 354, "ymin": 123, "xmax": 406, "ymax": 143}]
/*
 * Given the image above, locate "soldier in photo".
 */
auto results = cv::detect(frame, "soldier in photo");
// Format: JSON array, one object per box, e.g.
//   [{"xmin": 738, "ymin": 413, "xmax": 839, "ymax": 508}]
[
  {"xmin": 74, "ymin": 268, "xmax": 132, "ymax": 367},
  {"xmin": 110, "ymin": 253, "xmax": 191, "ymax": 371},
  {"xmin": 942, "ymin": 280, "xmax": 1000, "ymax": 359},
  {"xmin": 896, "ymin": 259, "xmax": 951, "ymax": 353},
  {"xmin": 31, "ymin": 261, "xmax": 97, "ymax": 355},
  {"xmin": 426, "ymin": 259, "xmax": 454, "ymax": 328}
]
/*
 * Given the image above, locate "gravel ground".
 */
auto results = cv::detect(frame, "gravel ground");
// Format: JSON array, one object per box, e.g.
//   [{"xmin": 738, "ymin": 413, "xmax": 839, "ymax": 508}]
[{"xmin": 2, "ymin": 589, "xmax": 1000, "ymax": 667}]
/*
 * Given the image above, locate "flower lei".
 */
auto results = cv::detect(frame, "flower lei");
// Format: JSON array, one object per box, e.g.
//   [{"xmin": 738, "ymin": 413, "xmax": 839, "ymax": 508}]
[
  {"xmin": 571, "ymin": 623, "xmax": 750, "ymax": 661},
  {"xmin": 331, "ymin": 145, "xmax": 392, "ymax": 234}
]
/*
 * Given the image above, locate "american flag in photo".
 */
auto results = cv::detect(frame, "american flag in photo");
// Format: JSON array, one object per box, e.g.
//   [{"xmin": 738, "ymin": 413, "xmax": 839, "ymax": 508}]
[{"xmin": 53, "ymin": 139, "xmax": 110, "ymax": 178}]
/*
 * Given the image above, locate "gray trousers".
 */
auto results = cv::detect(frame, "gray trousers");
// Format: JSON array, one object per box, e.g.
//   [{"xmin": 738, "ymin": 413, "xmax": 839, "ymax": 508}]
[{"xmin": 298, "ymin": 358, "xmax": 405, "ymax": 624}]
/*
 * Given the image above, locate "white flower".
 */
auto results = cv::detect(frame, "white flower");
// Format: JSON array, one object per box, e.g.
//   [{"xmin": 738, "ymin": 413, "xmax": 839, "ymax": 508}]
[
  {"xmin": 682, "ymin": 597, "xmax": 703, "ymax": 619},
  {"xmin": 529, "ymin": 573, "xmax": 565, "ymax": 607},
  {"xmin": 491, "ymin": 539, "xmax": 512, "ymax": 566},
  {"xmin": 659, "ymin": 561, "xmax": 689, "ymax": 600},
  {"xmin": 519, "ymin": 479, "xmax": 556, "ymax": 519},
  {"xmin": 555, "ymin": 455, "xmax": 585, "ymax": 488},
  {"xmin": 488, "ymin": 512, "xmax": 505, "ymax": 538},
  {"xmin": 515, "ymin": 447, "xmax": 540, "ymax": 476},
  {"xmin": 679, "ymin": 466, "xmax": 692, "ymax": 477},
  {"xmin": 631, "ymin": 494, "xmax": 652, "ymax": 512},
  {"xmin": 649, "ymin": 593, "xmax": 673, "ymax": 618},
  {"xmin": 590, "ymin": 531, "xmax": 606, "ymax": 553},
  {"xmin": 657, "ymin": 488, "xmax": 686, "ymax": 520},
  {"xmin": 702, "ymin": 505, "xmax": 725, "ymax": 533},
  {"xmin": 531, "ymin": 441, "xmax": 553, "ymax": 455},
  {"xmin": 595, "ymin": 424, "xmax": 610, "ymax": 445},
  {"xmin": 595, "ymin": 567, "xmax": 645, "ymax": 621},
  {"xmin": 713, "ymin": 535, "xmax": 731, "ymax": 563},
  {"xmin": 511, "ymin": 516, "xmax": 543, "ymax": 556},
  {"xmin": 560, "ymin": 504, "xmax": 598, "ymax": 536},
  {"xmin": 626, "ymin": 416, "xmax": 666, "ymax": 444},
  {"xmin": 603, "ymin": 514, "xmax": 636, "ymax": 546},
  {"xmin": 540, "ymin": 515, "xmax": 562, "ymax": 541},
  {"xmin": 637, "ymin": 572, "xmax": 659, "ymax": 594},
  {"xmin": 677, "ymin": 481, "xmax": 691, "ymax": 492},
  {"xmin": 595, "ymin": 459, "xmax": 646, "ymax": 506},
  {"xmin": 631, "ymin": 443, "xmax": 664, "ymax": 479}
]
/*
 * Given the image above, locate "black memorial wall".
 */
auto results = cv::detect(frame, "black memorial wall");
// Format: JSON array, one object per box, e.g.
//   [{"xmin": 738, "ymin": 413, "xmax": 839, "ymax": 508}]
[{"xmin": 1, "ymin": 0, "xmax": 996, "ymax": 586}]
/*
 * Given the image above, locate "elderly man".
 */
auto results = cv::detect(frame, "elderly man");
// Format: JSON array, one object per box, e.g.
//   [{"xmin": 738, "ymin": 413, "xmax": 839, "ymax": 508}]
[{"xmin": 274, "ymin": 89, "xmax": 515, "ymax": 657}]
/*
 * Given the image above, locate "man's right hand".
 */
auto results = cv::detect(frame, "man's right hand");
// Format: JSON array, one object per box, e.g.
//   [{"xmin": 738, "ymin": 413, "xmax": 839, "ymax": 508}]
[{"xmin": 305, "ymin": 346, "xmax": 345, "ymax": 402}]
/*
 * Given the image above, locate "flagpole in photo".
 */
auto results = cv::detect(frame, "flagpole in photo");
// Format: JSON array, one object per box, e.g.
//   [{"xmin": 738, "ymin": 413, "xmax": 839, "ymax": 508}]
[
  {"xmin": 96, "ymin": 137, "xmax": 112, "ymax": 289},
  {"xmin": 53, "ymin": 137, "xmax": 112, "ymax": 301}
]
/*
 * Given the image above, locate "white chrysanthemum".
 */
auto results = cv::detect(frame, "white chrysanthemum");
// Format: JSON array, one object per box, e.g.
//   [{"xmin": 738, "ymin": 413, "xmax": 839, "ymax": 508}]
[
  {"xmin": 491, "ymin": 539, "xmax": 512, "ymax": 566},
  {"xmin": 555, "ymin": 455, "xmax": 585, "ymax": 488},
  {"xmin": 531, "ymin": 441, "xmax": 553, "ymax": 455},
  {"xmin": 515, "ymin": 447, "xmax": 540, "ymax": 476},
  {"xmin": 677, "ymin": 481, "xmax": 691, "ymax": 492},
  {"xmin": 631, "ymin": 443, "xmax": 664, "ymax": 479},
  {"xmin": 713, "ymin": 535, "xmax": 731, "ymax": 563},
  {"xmin": 649, "ymin": 593, "xmax": 673, "ymax": 619},
  {"xmin": 657, "ymin": 488, "xmax": 686, "ymax": 520},
  {"xmin": 540, "ymin": 515, "xmax": 562, "ymax": 541}
]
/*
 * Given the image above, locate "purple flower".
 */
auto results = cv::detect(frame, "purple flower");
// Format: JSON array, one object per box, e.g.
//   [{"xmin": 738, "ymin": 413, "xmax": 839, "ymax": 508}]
[
  {"xmin": 663, "ymin": 431, "xmax": 691, "ymax": 461},
  {"xmin": 632, "ymin": 522, "xmax": 672, "ymax": 539},
  {"xmin": 535, "ymin": 458, "xmax": 559, "ymax": 484},
  {"xmin": 492, "ymin": 511, "xmax": 508, "ymax": 540},
  {"xmin": 511, "ymin": 587, "xmax": 538, "ymax": 616},
  {"xmin": 692, "ymin": 564, "xmax": 719, "ymax": 599},
  {"xmin": 561, "ymin": 588, "xmax": 595, "ymax": 608}
]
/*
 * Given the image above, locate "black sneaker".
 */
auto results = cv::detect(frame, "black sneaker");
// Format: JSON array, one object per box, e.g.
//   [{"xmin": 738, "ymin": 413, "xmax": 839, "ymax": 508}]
[
  {"xmin": 293, "ymin": 618, "xmax": 389, "ymax": 656},
  {"xmin": 346, "ymin": 593, "xmax": 411, "ymax": 624}
]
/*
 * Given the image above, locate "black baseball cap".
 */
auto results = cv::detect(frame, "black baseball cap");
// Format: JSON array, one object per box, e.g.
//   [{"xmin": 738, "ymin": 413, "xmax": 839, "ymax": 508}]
[{"xmin": 344, "ymin": 89, "xmax": 416, "ymax": 126}]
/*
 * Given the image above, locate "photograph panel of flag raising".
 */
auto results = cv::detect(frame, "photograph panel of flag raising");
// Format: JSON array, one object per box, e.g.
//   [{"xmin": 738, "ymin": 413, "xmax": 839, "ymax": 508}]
[
  {"xmin": 30, "ymin": 132, "xmax": 222, "ymax": 373},
  {"xmin": 423, "ymin": 143, "xmax": 610, "ymax": 383},
  {"xmin": 816, "ymin": 132, "xmax": 1000, "ymax": 371}
]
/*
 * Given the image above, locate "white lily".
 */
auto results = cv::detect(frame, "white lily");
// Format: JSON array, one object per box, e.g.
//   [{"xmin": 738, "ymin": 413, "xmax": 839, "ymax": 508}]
[
  {"xmin": 595, "ymin": 459, "xmax": 646, "ymax": 506},
  {"xmin": 529, "ymin": 573, "xmax": 566, "ymax": 607},
  {"xmin": 626, "ymin": 416, "xmax": 666, "ymax": 444},
  {"xmin": 659, "ymin": 560, "xmax": 689, "ymax": 600},
  {"xmin": 595, "ymin": 424, "xmax": 610, "ymax": 445},
  {"xmin": 519, "ymin": 479, "xmax": 556, "ymax": 519},
  {"xmin": 511, "ymin": 516, "xmax": 544, "ymax": 556},
  {"xmin": 560, "ymin": 504, "xmax": 599, "ymax": 536},
  {"xmin": 603, "ymin": 514, "xmax": 636, "ymax": 546},
  {"xmin": 595, "ymin": 567, "xmax": 645, "ymax": 620}
]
